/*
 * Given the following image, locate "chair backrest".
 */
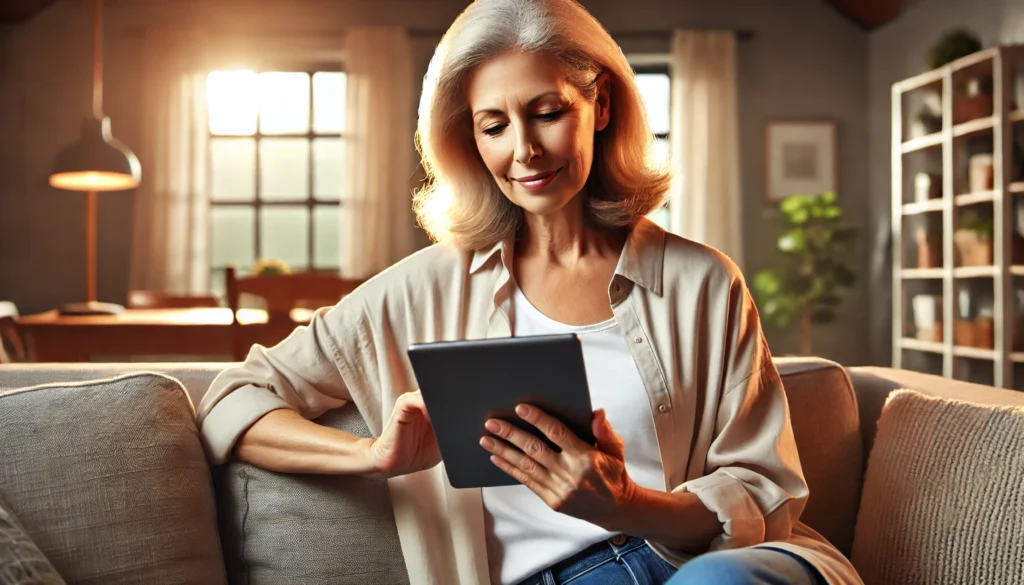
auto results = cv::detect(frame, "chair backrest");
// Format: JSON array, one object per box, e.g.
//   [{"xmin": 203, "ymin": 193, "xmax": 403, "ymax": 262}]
[
  {"xmin": 224, "ymin": 266, "xmax": 364, "ymax": 359},
  {"xmin": 126, "ymin": 290, "xmax": 221, "ymax": 309},
  {"xmin": 0, "ymin": 301, "xmax": 27, "ymax": 363}
]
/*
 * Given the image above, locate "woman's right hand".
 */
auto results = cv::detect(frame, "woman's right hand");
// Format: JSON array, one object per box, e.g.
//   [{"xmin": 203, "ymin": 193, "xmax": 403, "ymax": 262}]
[{"xmin": 367, "ymin": 390, "xmax": 442, "ymax": 478}]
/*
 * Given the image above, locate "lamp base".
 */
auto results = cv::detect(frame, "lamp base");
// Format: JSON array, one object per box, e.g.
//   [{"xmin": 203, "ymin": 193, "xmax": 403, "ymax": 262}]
[{"xmin": 58, "ymin": 301, "xmax": 125, "ymax": 316}]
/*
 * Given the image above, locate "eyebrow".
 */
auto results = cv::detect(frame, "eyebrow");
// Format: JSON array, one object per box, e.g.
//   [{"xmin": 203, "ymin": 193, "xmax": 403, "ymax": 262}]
[{"xmin": 471, "ymin": 91, "xmax": 563, "ymax": 121}]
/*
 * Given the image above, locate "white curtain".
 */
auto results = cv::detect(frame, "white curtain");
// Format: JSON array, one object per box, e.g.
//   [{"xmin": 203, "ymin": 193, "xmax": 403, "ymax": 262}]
[
  {"xmin": 130, "ymin": 29, "xmax": 210, "ymax": 293},
  {"xmin": 340, "ymin": 27, "xmax": 417, "ymax": 279},
  {"xmin": 668, "ymin": 31, "xmax": 743, "ymax": 268}
]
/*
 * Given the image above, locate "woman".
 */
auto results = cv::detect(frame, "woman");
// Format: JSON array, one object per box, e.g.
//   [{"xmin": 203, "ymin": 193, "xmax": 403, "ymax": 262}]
[{"xmin": 197, "ymin": 1, "xmax": 862, "ymax": 584}]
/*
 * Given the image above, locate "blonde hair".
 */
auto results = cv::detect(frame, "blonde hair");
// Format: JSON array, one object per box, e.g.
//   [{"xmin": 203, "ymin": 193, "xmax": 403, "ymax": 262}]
[{"xmin": 414, "ymin": 0, "xmax": 671, "ymax": 250}]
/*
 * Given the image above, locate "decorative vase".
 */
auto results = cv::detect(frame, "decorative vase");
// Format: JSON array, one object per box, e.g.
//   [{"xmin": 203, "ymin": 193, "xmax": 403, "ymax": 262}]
[
  {"xmin": 954, "ymin": 318, "xmax": 976, "ymax": 347},
  {"xmin": 916, "ymin": 227, "xmax": 941, "ymax": 268},
  {"xmin": 953, "ymin": 229, "xmax": 993, "ymax": 266},
  {"xmin": 912, "ymin": 294, "xmax": 943, "ymax": 342},
  {"xmin": 915, "ymin": 173, "xmax": 942, "ymax": 202},
  {"xmin": 968, "ymin": 154, "xmax": 994, "ymax": 192},
  {"xmin": 973, "ymin": 317, "xmax": 994, "ymax": 349}
]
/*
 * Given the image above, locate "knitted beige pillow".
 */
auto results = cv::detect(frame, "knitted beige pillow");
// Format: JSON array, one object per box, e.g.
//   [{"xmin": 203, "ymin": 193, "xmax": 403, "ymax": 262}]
[{"xmin": 850, "ymin": 389, "xmax": 1024, "ymax": 585}]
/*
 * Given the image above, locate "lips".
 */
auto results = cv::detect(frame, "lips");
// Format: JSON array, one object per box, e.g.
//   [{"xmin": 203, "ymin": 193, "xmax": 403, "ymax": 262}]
[{"xmin": 512, "ymin": 168, "xmax": 561, "ymax": 190}]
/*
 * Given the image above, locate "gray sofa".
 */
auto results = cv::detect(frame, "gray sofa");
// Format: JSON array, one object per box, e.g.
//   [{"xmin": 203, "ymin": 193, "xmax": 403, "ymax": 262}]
[{"xmin": 1, "ymin": 358, "xmax": 1022, "ymax": 584}]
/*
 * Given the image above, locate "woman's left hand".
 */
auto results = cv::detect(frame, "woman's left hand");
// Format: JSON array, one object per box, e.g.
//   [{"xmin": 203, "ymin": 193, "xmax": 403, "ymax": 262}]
[{"xmin": 480, "ymin": 404, "xmax": 637, "ymax": 528}]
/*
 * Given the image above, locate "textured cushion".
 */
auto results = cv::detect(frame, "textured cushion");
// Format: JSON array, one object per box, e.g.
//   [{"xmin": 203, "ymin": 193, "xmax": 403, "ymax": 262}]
[
  {"xmin": 0, "ymin": 374, "xmax": 228, "ymax": 585},
  {"xmin": 0, "ymin": 493, "xmax": 65, "ymax": 585},
  {"xmin": 776, "ymin": 358, "xmax": 864, "ymax": 557},
  {"xmin": 216, "ymin": 403, "xmax": 408, "ymax": 585},
  {"xmin": 851, "ymin": 389, "xmax": 1024, "ymax": 585}
]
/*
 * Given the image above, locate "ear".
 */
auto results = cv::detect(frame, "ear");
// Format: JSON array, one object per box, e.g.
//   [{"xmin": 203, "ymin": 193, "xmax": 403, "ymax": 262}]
[{"xmin": 593, "ymin": 73, "xmax": 612, "ymax": 132}]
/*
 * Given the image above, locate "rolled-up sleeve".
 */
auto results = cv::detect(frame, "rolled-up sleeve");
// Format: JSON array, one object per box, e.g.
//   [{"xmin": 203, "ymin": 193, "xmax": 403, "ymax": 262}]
[
  {"xmin": 196, "ymin": 303, "xmax": 361, "ymax": 464},
  {"xmin": 657, "ymin": 271, "xmax": 808, "ymax": 558}
]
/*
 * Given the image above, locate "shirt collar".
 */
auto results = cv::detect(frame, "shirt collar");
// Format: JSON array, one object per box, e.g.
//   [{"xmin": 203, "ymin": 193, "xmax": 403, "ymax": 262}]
[{"xmin": 468, "ymin": 217, "xmax": 665, "ymax": 296}]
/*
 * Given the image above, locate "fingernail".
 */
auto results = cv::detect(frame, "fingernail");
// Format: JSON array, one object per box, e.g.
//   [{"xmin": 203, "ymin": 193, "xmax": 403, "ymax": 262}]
[
  {"xmin": 480, "ymin": 436, "xmax": 494, "ymax": 449},
  {"xmin": 485, "ymin": 420, "xmax": 500, "ymax": 432},
  {"xmin": 516, "ymin": 404, "xmax": 530, "ymax": 417}
]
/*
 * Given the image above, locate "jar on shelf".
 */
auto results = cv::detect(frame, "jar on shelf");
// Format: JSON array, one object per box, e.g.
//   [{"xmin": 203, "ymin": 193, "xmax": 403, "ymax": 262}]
[
  {"xmin": 968, "ymin": 154, "xmax": 994, "ymax": 193},
  {"xmin": 912, "ymin": 294, "xmax": 943, "ymax": 342},
  {"xmin": 915, "ymin": 172, "xmax": 942, "ymax": 202},
  {"xmin": 916, "ymin": 227, "xmax": 942, "ymax": 268}
]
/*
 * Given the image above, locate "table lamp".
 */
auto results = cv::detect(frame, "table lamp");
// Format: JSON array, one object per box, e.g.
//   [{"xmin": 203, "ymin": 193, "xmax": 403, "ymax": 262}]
[{"xmin": 49, "ymin": 0, "xmax": 141, "ymax": 315}]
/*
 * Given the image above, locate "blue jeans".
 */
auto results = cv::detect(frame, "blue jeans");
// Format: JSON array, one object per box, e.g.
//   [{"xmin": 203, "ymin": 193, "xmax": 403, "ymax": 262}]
[{"xmin": 517, "ymin": 536, "xmax": 825, "ymax": 585}]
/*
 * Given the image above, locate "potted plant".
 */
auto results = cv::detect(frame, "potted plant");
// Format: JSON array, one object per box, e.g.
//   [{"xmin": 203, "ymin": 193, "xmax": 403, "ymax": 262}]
[
  {"xmin": 912, "ymin": 106, "xmax": 943, "ymax": 138},
  {"xmin": 253, "ymin": 258, "xmax": 291, "ymax": 276},
  {"xmin": 752, "ymin": 192, "xmax": 857, "ymax": 355},
  {"xmin": 954, "ymin": 211, "xmax": 994, "ymax": 266},
  {"xmin": 927, "ymin": 29, "xmax": 991, "ymax": 124}
]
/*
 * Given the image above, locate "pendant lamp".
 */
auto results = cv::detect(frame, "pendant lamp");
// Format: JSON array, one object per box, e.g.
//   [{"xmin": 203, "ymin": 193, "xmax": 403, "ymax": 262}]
[{"xmin": 49, "ymin": 0, "xmax": 141, "ymax": 315}]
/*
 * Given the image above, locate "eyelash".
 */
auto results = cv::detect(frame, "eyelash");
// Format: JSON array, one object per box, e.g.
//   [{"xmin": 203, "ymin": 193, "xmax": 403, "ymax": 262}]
[{"xmin": 482, "ymin": 111, "xmax": 564, "ymax": 137}]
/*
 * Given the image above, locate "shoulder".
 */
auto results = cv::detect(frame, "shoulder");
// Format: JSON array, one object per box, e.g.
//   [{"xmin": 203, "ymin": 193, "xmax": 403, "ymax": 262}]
[
  {"xmin": 344, "ymin": 243, "xmax": 469, "ymax": 305},
  {"xmin": 658, "ymin": 227, "xmax": 745, "ymax": 292}
]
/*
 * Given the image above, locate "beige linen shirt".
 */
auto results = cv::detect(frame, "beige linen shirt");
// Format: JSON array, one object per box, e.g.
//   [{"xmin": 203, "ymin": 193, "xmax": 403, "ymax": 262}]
[{"xmin": 197, "ymin": 218, "xmax": 862, "ymax": 585}]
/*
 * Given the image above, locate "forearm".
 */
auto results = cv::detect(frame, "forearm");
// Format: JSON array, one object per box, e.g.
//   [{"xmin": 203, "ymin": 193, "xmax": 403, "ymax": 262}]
[
  {"xmin": 609, "ymin": 487, "xmax": 722, "ymax": 553},
  {"xmin": 233, "ymin": 408, "xmax": 376, "ymax": 476}
]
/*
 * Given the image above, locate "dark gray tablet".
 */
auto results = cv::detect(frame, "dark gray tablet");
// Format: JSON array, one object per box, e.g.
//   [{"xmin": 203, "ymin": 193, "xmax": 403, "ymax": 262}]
[{"xmin": 407, "ymin": 334, "xmax": 595, "ymax": 489}]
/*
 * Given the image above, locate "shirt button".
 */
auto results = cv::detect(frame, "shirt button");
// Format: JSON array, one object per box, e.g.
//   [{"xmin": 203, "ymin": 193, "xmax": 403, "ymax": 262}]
[
  {"xmin": 632, "ymin": 335, "xmax": 643, "ymax": 344},
  {"xmin": 611, "ymin": 283, "xmax": 621, "ymax": 293},
  {"xmin": 658, "ymin": 404, "xmax": 670, "ymax": 413},
  {"xmin": 610, "ymin": 534, "xmax": 628, "ymax": 546}
]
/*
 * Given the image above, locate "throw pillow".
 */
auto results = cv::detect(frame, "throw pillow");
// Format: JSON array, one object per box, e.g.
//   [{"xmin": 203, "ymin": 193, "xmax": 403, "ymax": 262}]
[
  {"xmin": 850, "ymin": 389, "xmax": 1024, "ymax": 585},
  {"xmin": 0, "ymin": 493, "xmax": 65, "ymax": 585}
]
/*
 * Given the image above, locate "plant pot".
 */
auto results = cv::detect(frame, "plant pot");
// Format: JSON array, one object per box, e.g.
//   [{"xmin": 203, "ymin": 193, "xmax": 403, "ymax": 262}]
[
  {"xmin": 953, "ymin": 229, "xmax": 993, "ymax": 266},
  {"xmin": 914, "ymin": 173, "xmax": 942, "ymax": 202},
  {"xmin": 953, "ymin": 93, "xmax": 992, "ymax": 124},
  {"xmin": 912, "ymin": 294, "xmax": 943, "ymax": 341},
  {"xmin": 916, "ymin": 228, "xmax": 941, "ymax": 268},
  {"xmin": 973, "ymin": 317, "xmax": 994, "ymax": 349},
  {"xmin": 954, "ymin": 318, "xmax": 975, "ymax": 347}
]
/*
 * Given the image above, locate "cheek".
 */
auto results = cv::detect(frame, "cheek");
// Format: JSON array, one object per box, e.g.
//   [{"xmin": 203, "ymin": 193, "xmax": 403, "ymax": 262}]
[{"xmin": 475, "ymin": 137, "xmax": 511, "ymax": 179}]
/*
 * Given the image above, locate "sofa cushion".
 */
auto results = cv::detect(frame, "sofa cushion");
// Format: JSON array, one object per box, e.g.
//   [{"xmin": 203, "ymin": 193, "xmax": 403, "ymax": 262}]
[
  {"xmin": 0, "ymin": 373, "xmax": 228, "ymax": 585},
  {"xmin": 0, "ymin": 493, "xmax": 66, "ymax": 585},
  {"xmin": 775, "ymin": 357, "xmax": 864, "ymax": 557},
  {"xmin": 851, "ymin": 389, "xmax": 1024, "ymax": 584},
  {"xmin": 216, "ymin": 403, "xmax": 408, "ymax": 585}
]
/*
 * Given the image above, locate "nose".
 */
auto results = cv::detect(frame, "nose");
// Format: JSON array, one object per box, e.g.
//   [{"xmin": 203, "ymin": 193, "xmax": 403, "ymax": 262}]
[{"xmin": 513, "ymin": 122, "xmax": 541, "ymax": 165}]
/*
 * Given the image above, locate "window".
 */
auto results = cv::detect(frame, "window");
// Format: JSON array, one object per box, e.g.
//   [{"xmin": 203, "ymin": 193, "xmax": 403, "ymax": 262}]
[
  {"xmin": 205, "ymin": 69, "xmax": 347, "ymax": 297},
  {"xmin": 633, "ymin": 65, "xmax": 671, "ymax": 230}
]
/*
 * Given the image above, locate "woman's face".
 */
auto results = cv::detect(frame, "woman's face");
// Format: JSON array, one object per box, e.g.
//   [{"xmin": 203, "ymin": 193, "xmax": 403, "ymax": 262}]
[{"xmin": 466, "ymin": 51, "xmax": 610, "ymax": 218}]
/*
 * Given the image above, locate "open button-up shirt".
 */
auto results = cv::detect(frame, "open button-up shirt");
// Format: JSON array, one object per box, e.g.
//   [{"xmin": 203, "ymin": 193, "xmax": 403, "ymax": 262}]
[{"xmin": 197, "ymin": 218, "xmax": 861, "ymax": 585}]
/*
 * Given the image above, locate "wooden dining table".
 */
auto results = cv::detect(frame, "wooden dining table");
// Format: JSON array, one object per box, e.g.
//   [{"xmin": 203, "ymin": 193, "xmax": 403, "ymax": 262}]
[{"xmin": 15, "ymin": 307, "xmax": 314, "ymax": 362}]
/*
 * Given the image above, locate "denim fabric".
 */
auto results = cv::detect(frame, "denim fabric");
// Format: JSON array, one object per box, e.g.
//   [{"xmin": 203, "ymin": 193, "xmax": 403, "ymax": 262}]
[
  {"xmin": 519, "ymin": 537, "xmax": 827, "ymax": 585},
  {"xmin": 666, "ymin": 546, "xmax": 827, "ymax": 585},
  {"xmin": 517, "ymin": 536, "xmax": 677, "ymax": 585}
]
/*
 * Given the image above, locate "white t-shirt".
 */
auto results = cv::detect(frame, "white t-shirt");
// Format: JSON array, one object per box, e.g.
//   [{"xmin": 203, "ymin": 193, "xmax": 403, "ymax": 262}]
[{"xmin": 482, "ymin": 285, "xmax": 667, "ymax": 585}]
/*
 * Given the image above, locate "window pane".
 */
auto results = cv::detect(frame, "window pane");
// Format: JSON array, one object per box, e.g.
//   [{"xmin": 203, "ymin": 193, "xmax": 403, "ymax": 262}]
[
  {"xmin": 314, "ymin": 205, "xmax": 340, "ymax": 269},
  {"xmin": 260, "ymin": 206, "xmax": 309, "ymax": 268},
  {"xmin": 212, "ymin": 206, "xmax": 256, "ymax": 269},
  {"xmin": 260, "ymin": 138, "xmax": 309, "ymax": 201},
  {"xmin": 313, "ymin": 138, "xmax": 344, "ymax": 200},
  {"xmin": 259, "ymin": 72, "xmax": 310, "ymax": 135},
  {"xmin": 635, "ymin": 73, "xmax": 670, "ymax": 135},
  {"xmin": 313, "ymin": 72, "xmax": 346, "ymax": 133},
  {"xmin": 211, "ymin": 138, "xmax": 256, "ymax": 202},
  {"xmin": 207, "ymin": 70, "xmax": 259, "ymax": 135},
  {"xmin": 652, "ymin": 137, "xmax": 670, "ymax": 169}
]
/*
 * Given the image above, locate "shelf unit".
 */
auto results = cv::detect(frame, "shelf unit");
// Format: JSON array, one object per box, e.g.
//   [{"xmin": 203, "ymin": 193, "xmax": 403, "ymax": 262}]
[{"xmin": 892, "ymin": 45, "xmax": 1024, "ymax": 389}]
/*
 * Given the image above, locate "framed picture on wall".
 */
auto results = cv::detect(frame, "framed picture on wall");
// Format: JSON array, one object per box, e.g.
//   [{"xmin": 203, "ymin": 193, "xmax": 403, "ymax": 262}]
[{"xmin": 764, "ymin": 120, "xmax": 837, "ymax": 202}]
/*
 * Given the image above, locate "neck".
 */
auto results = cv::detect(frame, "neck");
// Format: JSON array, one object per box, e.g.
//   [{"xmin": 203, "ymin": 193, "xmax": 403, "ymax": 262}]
[{"xmin": 517, "ymin": 194, "xmax": 622, "ymax": 264}]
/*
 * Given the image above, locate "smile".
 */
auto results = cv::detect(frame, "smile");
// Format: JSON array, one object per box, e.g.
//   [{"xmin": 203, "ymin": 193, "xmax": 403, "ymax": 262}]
[{"xmin": 511, "ymin": 168, "xmax": 562, "ymax": 190}]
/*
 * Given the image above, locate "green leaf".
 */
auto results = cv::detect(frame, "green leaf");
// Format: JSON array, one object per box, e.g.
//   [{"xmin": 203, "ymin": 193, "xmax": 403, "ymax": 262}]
[
  {"xmin": 780, "ymin": 194, "xmax": 809, "ymax": 216},
  {"xmin": 753, "ymin": 270, "xmax": 781, "ymax": 297},
  {"xmin": 777, "ymin": 229, "xmax": 806, "ymax": 253},
  {"xmin": 821, "ymin": 192, "xmax": 837, "ymax": 205}
]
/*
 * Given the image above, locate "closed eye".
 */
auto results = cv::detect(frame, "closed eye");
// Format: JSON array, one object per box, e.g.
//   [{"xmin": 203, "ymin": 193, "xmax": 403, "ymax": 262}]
[
  {"xmin": 482, "ymin": 123, "xmax": 507, "ymax": 137},
  {"xmin": 536, "ymin": 111, "xmax": 563, "ymax": 121}
]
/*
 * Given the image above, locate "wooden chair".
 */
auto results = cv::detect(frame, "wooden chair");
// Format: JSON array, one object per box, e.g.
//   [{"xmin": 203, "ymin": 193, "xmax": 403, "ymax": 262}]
[
  {"xmin": 126, "ymin": 290, "xmax": 221, "ymax": 309},
  {"xmin": 225, "ymin": 266, "xmax": 364, "ymax": 360},
  {"xmin": 0, "ymin": 301, "xmax": 28, "ymax": 363}
]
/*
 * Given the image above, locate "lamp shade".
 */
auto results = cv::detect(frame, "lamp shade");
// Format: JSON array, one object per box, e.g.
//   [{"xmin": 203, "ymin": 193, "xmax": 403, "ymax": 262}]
[{"xmin": 49, "ymin": 116, "xmax": 141, "ymax": 192}]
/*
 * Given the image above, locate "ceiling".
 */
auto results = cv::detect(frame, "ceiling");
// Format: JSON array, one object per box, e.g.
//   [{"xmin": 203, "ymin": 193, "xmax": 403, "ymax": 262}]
[{"xmin": 1, "ymin": 0, "xmax": 911, "ymax": 30}]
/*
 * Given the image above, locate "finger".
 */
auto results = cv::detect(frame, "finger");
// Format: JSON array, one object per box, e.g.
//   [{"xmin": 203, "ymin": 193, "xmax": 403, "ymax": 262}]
[
  {"xmin": 592, "ymin": 409, "xmax": 626, "ymax": 460},
  {"xmin": 515, "ymin": 404, "xmax": 587, "ymax": 453},
  {"xmin": 488, "ymin": 453, "xmax": 560, "ymax": 505},
  {"xmin": 484, "ymin": 418, "xmax": 561, "ymax": 471}
]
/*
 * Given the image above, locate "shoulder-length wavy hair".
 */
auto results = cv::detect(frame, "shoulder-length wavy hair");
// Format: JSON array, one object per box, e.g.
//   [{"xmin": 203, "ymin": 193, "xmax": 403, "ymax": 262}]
[{"xmin": 413, "ymin": 0, "xmax": 671, "ymax": 251}]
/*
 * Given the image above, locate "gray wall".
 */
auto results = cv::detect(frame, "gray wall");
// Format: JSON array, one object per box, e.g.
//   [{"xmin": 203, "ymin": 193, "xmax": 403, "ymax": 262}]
[
  {"xmin": 0, "ymin": 0, "xmax": 871, "ymax": 364},
  {"xmin": 866, "ymin": 0, "xmax": 1024, "ymax": 366}
]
